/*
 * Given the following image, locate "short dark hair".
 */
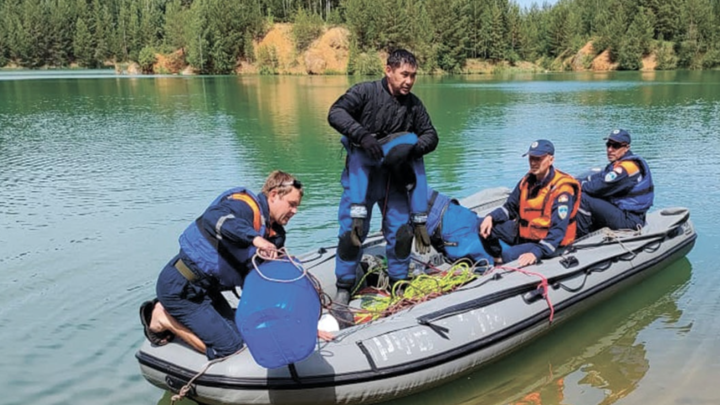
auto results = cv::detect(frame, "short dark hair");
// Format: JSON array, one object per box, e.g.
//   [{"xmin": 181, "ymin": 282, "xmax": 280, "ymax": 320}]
[{"xmin": 386, "ymin": 49, "xmax": 417, "ymax": 69}]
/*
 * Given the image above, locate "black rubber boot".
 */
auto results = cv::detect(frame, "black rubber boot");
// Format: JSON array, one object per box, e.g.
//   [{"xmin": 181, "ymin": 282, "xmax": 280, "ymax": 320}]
[
  {"xmin": 334, "ymin": 288, "xmax": 351, "ymax": 306},
  {"xmin": 330, "ymin": 287, "xmax": 355, "ymax": 329}
]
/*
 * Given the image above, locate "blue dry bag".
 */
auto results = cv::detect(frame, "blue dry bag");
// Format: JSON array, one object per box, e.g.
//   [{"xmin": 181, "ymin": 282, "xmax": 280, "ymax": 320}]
[{"xmin": 235, "ymin": 257, "xmax": 321, "ymax": 369}]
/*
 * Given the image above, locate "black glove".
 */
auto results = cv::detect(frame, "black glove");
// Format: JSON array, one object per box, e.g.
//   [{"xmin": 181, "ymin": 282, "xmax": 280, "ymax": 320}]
[
  {"xmin": 350, "ymin": 218, "xmax": 364, "ymax": 247},
  {"xmin": 359, "ymin": 134, "xmax": 383, "ymax": 161},
  {"xmin": 413, "ymin": 222, "xmax": 432, "ymax": 254},
  {"xmin": 411, "ymin": 143, "xmax": 424, "ymax": 158},
  {"xmin": 412, "ymin": 137, "xmax": 431, "ymax": 157}
]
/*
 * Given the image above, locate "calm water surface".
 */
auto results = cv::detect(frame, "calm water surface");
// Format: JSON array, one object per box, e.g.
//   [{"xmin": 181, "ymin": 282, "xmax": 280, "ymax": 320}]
[{"xmin": 1, "ymin": 70, "xmax": 719, "ymax": 405}]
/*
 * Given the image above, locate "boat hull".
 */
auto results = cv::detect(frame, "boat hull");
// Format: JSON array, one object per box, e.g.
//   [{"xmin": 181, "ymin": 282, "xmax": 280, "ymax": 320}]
[{"xmin": 136, "ymin": 188, "xmax": 696, "ymax": 405}]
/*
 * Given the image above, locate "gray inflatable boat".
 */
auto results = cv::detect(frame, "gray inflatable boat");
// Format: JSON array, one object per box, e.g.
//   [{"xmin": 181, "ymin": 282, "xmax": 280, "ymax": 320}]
[{"xmin": 136, "ymin": 187, "xmax": 696, "ymax": 405}]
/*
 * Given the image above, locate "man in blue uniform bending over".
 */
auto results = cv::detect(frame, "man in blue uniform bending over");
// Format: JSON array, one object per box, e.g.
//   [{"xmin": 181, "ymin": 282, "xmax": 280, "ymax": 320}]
[
  {"xmin": 140, "ymin": 171, "xmax": 331, "ymax": 359},
  {"xmin": 480, "ymin": 140, "xmax": 581, "ymax": 267},
  {"xmin": 426, "ymin": 188, "xmax": 493, "ymax": 268},
  {"xmin": 576, "ymin": 129, "xmax": 654, "ymax": 237},
  {"xmin": 328, "ymin": 49, "xmax": 439, "ymax": 308}
]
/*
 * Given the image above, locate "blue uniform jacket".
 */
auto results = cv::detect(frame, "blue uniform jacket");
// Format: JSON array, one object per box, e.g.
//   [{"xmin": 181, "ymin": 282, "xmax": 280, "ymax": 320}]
[
  {"xmin": 181, "ymin": 191, "xmax": 286, "ymax": 290},
  {"xmin": 581, "ymin": 151, "xmax": 653, "ymax": 213}
]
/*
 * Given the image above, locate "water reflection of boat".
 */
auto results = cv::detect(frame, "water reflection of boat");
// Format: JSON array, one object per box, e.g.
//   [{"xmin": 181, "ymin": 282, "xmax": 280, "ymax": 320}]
[
  {"xmin": 398, "ymin": 257, "xmax": 691, "ymax": 405},
  {"xmin": 136, "ymin": 187, "xmax": 697, "ymax": 405}
]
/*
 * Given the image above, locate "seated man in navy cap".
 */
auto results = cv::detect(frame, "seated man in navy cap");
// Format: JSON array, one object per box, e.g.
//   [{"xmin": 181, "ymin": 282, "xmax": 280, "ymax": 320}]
[
  {"xmin": 479, "ymin": 140, "xmax": 581, "ymax": 267},
  {"xmin": 576, "ymin": 129, "xmax": 654, "ymax": 237}
]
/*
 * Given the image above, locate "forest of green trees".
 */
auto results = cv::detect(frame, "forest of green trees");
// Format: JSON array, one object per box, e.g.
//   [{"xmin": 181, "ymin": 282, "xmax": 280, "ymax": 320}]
[{"xmin": 1, "ymin": 0, "xmax": 719, "ymax": 74}]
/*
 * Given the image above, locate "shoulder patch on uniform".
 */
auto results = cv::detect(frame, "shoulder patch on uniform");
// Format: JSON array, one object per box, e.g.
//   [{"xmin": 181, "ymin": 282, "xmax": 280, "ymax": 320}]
[
  {"xmin": 614, "ymin": 167, "xmax": 623, "ymax": 174},
  {"xmin": 604, "ymin": 171, "xmax": 618, "ymax": 182},
  {"xmin": 619, "ymin": 160, "xmax": 641, "ymax": 176},
  {"xmin": 558, "ymin": 205, "xmax": 569, "ymax": 220},
  {"xmin": 558, "ymin": 194, "xmax": 569, "ymax": 203}
]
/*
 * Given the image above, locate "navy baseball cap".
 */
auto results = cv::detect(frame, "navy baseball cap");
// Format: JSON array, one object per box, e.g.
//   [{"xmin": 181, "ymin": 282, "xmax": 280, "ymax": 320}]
[
  {"xmin": 605, "ymin": 129, "xmax": 631, "ymax": 144},
  {"xmin": 523, "ymin": 139, "xmax": 555, "ymax": 157}
]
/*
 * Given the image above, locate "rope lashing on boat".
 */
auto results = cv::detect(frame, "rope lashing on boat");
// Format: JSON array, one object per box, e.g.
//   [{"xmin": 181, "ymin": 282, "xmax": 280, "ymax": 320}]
[
  {"xmin": 600, "ymin": 228, "xmax": 638, "ymax": 260},
  {"xmin": 170, "ymin": 347, "xmax": 246, "ymax": 405},
  {"xmin": 497, "ymin": 265, "xmax": 555, "ymax": 323}
]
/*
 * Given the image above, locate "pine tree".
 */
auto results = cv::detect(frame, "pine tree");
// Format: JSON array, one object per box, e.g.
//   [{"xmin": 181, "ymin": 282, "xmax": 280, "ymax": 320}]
[
  {"xmin": 605, "ymin": 0, "xmax": 628, "ymax": 60},
  {"xmin": 519, "ymin": 4, "xmax": 543, "ymax": 61},
  {"xmin": 684, "ymin": 0, "xmax": 715, "ymax": 53},
  {"xmin": 404, "ymin": 0, "xmax": 435, "ymax": 70},
  {"xmin": 93, "ymin": 0, "xmax": 116, "ymax": 64},
  {"xmin": 0, "ymin": 1, "xmax": 8, "ymax": 66},
  {"xmin": 426, "ymin": 0, "xmax": 468, "ymax": 72},
  {"xmin": 632, "ymin": 6, "xmax": 655, "ymax": 54},
  {"xmin": 140, "ymin": 0, "xmax": 163, "ymax": 48},
  {"xmin": 164, "ymin": 0, "xmax": 189, "ymax": 51},
  {"xmin": 18, "ymin": 0, "xmax": 51, "ymax": 67},
  {"xmin": 47, "ymin": 0, "xmax": 76, "ymax": 67},
  {"xmin": 505, "ymin": 3, "xmax": 523, "ymax": 63},
  {"xmin": 486, "ymin": 1, "xmax": 507, "ymax": 61},
  {"xmin": 545, "ymin": 2, "xmax": 581, "ymax": 58},
  {"xmin": 377, "ymin": 0, "xmax": 411, "ymax": 52},
  {"xmin": 1, "ymin": 1, "xmax": 21, "ymax": 63},
  {"xmin": 185, "ymin": 0, "xmax": 211, "ymax": 72},
  {"xmin": 74, "ymin": 16, "xmax": 95, "ymax": 67},
  {"xmin": 343, "ymin": 0, "xmax": 383, "ymax": 51},
  {"xmin": 656, "ymin": 0, "xmax": 681, "ymax": 41},
  {"xmin": 617, "ymin": 10, "xmax": 651, "ymax": 70}
]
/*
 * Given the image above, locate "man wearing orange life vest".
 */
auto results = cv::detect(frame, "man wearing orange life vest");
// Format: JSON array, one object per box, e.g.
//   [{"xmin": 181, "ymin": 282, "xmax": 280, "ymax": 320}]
[{"xmin": 480, "ymin": 140, "xmax": 581, "ymax": 267}]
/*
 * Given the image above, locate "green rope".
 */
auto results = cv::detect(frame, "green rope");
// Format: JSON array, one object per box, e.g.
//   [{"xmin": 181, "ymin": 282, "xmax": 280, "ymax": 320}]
[{"xmin": 354, "ymin": 262, "xmax": 478, "ymax": 323}]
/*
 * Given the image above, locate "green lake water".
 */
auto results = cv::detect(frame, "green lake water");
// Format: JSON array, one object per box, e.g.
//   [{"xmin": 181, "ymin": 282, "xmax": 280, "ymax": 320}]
[{"xmin": 1, "ymin": 70, "xmax": 719, "ymax": 405}]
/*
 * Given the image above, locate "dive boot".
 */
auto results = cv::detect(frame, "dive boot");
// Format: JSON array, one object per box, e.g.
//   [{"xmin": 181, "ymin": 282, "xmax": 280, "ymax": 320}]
[{"xmin": 329, "ymin": 287, "xmax": 355, "ymax": 329}]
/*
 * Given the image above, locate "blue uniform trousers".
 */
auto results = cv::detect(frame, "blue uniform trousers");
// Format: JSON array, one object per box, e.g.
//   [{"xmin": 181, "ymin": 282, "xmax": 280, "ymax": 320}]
[
  {"xmin": 335, "ymin": 166, "xmax": 411, "ymax": 287},
  {"xmin": 156, "ymin": 255, "xmax": 244, "ymax": 359},
  {"xmin": 577, "ymin": 194, "xmax": 645, "ymax": 237},
  {"xmin": 481, "ymin": 220, "xmax": 557, "ymax": 264}
]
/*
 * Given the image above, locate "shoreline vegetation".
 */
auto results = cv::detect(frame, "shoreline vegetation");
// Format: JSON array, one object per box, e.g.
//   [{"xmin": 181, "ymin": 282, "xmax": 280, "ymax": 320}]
[{"xmin": 1, "ymin": 0, "xmax": 719, "ymax": 76}]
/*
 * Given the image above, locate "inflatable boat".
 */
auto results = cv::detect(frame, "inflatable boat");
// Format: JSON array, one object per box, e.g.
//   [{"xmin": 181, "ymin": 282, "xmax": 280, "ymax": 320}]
[{"xmin": 136, "ymin": 187, "xmax": 696, "ymax": 405}]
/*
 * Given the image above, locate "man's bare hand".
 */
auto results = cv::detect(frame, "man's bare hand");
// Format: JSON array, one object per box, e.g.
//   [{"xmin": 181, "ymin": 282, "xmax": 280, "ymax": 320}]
[
  {"xmin": 518, "ymin": 252, "xmax": 538, "ymax": 267},
  {"xmin": 253, "ymin": 236, "xmax": 278, "ymax": 259},
  {"xmin": 479, "ymin": 216, "xmax": 494, "ymax": 239}
]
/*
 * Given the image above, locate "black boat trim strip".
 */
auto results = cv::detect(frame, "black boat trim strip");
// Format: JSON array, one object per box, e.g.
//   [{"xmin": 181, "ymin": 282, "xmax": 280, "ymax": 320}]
[{"xmin": 418, "ymin": 230, "xmax": 673, "ymax": 324}]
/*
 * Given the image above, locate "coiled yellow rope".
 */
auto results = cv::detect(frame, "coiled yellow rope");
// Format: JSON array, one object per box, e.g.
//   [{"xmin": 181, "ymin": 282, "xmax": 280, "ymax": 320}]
[{"xmin": 354, "ymin": 262, "xmax": 479, "ymax": 324}]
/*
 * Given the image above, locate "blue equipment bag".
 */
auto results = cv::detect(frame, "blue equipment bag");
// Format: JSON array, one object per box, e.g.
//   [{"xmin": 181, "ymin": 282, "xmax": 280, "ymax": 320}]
[{"xmin": 235, "ymin": 257, "xmax": 321, "ymax": 369}]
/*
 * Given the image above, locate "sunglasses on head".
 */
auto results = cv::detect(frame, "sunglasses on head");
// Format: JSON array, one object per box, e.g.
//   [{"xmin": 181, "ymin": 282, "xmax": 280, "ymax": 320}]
[
  {"xmin": 605, "ymin": 141, "xmax": 627, "ymax": 149},
  {"xmin": 269, "ymin": 179, "xmax": 303, "ymax": 193},
  {"xmin": 279, "ymin": 179, "xmax": 303, "ymax": 189}
]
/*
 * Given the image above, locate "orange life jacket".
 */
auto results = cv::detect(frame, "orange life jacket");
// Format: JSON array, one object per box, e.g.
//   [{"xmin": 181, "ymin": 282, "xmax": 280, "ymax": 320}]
[
  {"xmin": 228, "ymin": 192, "xmax": 276, "ymax": 237},
  {"xmin": 518, "ymin": 169, "xmax": 580, "ymax": 246}
]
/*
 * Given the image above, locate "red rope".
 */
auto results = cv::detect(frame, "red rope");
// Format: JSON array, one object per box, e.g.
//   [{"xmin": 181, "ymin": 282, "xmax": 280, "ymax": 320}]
[{"xmin": 496, "ymin": 265, "xmax": 555, "ymax": 323}]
